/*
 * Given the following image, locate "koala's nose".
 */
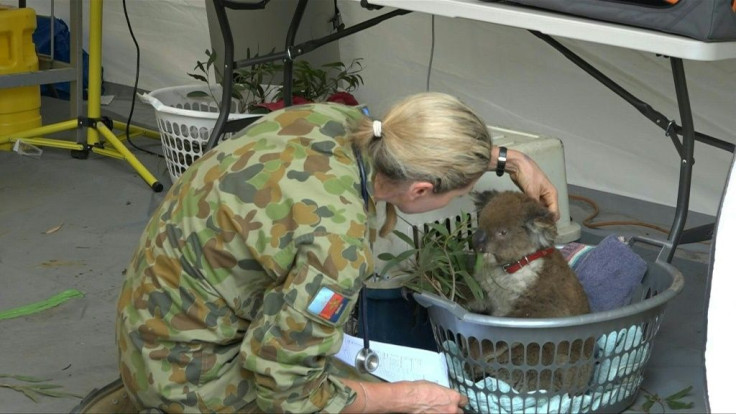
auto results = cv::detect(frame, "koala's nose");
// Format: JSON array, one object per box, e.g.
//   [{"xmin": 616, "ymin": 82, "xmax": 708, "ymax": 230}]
[{"xmin": 472, "ymin": 229, "xmax": 487, "ymax": 252}]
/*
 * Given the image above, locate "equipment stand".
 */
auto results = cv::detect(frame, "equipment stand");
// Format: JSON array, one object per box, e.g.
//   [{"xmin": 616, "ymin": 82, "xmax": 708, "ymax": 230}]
[{"xmin": 0, "ymin": 0, "xmax": 163, "ymax": 192}]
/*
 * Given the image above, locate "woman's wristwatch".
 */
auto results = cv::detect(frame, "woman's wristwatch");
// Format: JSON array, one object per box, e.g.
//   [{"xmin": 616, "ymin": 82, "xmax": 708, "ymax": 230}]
[{"xmin": 496, "ymin": 146, "xmax": 507, "ymax": 177}]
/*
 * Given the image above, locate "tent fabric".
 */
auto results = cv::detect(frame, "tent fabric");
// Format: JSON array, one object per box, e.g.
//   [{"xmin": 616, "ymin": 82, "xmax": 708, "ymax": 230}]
[{"xmin": 24, "ymin": 0, "xmax": 736, "ymax": 215}]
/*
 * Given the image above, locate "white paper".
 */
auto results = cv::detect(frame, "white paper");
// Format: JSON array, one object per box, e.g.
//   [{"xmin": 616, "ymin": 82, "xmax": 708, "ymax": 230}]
[
  {"xmin": 336, "ymin": 333, "xmax": 449, "ymax": 387},
  {"xmin": 100, "ymin": 95, "xmax": 115, "ymax": 105}
]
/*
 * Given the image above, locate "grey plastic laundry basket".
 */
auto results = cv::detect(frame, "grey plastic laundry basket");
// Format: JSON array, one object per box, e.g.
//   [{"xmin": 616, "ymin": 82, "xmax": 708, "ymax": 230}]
[{"xmin": 413, "ymin": 258, "xmax": 684, "ymax": 414}]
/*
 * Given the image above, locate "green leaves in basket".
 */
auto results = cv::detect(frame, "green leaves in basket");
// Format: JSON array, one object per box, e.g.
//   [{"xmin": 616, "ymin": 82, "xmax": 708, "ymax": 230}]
[
  {"xmin": 187, "ymin": 48, "xmax": 364, "ymax": 114},
  {"xmin": 186, "ymin": 48, "xmax": 282, "ymax": 114},
  {"xmin": 187, "ymin": 48, "xmax": 222, "ymax": 111},
  {"xmin": 286, "ymin": 59, "xmax": 364, "ymax": 103},
  {"xmin": 232, "ymin": 47, "xmax": 282, "ymax": 112},
  {"xmin": 378, "ymin": 212, "xmax": 484, "ymax": 305},
  {"xmin": 639, "ymin": 385, "xmax": 694, "ymax": 413}
]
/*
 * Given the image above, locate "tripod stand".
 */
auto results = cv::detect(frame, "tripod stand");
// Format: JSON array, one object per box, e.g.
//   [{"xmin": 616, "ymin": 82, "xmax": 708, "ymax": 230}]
[{"xmin": 0, "ymin": 0, "xmax": 163, "ymax": 192}]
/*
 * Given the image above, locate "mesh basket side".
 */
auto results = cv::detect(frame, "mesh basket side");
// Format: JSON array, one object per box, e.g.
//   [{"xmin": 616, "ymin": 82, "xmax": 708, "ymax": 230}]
[
  {"xmin": 152, "ymin": 111, "xmax": 211, "ymax": 182},
  {"xmin": 145, "ymin": 84, "xmax": 261, "ymax": 182},
  {"xmin": 420, "ymin": 261, "xmax": 680, "ymax": 414}
]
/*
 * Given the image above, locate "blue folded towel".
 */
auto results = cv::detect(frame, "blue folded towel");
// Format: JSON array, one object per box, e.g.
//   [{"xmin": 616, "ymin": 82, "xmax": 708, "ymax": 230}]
[{"xmin": 560, "ymin": 234, "xmax": 648, "ymax": 313}]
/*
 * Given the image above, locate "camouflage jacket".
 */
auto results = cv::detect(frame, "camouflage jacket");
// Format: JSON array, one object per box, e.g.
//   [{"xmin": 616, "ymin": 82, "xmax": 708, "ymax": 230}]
[{"xmin": 116, "ymin": 103, "xmax": 377, "ymax": 413}]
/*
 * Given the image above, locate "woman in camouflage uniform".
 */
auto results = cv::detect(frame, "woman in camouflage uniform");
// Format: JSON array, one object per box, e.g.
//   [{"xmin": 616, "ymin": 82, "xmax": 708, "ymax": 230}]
[{"xmin": 116, "ymin": 92, "xmax": 558, "ymax": 413}]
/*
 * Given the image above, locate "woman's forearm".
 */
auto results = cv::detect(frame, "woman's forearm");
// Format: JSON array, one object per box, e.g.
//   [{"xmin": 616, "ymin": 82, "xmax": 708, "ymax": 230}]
[
  {"xmin": 339, "ymin": 379, "xmax": 467, "ymax": 413},
  {"xmin": 340, "ymin": 379, "xmax": 397, "ymax": 413}
]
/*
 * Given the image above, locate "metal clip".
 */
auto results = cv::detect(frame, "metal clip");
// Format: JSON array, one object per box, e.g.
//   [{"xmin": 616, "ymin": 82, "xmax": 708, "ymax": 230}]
[
  {"xmin": 329, "ymin": 11, "xmax": 344, "ymax": 32},
  {"xmin": 665, "ymin": 120, "xmax": 677, "ymax": 138}
]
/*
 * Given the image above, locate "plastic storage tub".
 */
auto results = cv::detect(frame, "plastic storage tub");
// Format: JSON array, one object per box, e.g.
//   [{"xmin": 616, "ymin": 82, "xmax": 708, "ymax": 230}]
[
  {"xmin": 371, "ymin": 125, "xmax": 581, "ymax": 288},
  {"xmin": 0, "ymin": 6, "xmax": 41, "ymax": 150}
]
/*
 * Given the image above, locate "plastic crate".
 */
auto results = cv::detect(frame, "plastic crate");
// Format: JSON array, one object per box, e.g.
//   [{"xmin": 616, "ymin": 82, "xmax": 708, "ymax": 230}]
[{"xmin": 372, "ymin": 125, "xmax": 580, "ymax": 287}]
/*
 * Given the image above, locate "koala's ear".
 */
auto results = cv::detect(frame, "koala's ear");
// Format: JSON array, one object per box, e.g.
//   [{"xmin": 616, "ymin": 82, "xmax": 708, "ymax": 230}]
[
  {"xmin": 523, "ymin": 202, "xmax": 558, "ymax": 246},
  {"xmin": 472, "ymin": 190, "xmax": 499, "ymax": 211}
]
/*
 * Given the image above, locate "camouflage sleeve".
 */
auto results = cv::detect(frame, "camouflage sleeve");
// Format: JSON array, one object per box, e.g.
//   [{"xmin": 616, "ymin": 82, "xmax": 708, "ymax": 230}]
[{"xmin": 242, "ymin": 231, "xmax": 370, "ymax": 413}]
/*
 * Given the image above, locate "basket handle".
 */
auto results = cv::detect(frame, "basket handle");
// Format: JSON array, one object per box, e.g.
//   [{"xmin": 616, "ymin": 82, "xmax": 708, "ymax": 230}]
[{"xmin": 137, "ymin": 92, "xmax": 165, "ymax": 111}]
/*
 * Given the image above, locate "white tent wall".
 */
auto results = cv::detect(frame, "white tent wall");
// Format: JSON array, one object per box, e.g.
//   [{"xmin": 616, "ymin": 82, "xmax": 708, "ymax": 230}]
[
  {"xmin": 20, "ymin": 1, "xmax": 736, "ymax": 216},
  {"xmin": 338, "ymin": 3, "xmax": 736, "ymax": 217},
  {"xmin": 203, "ymin": 0, "xmax": 340, "ymax": 83},
  {"xmin": 25, "ymin": 0, "xmax": 212, "ymax": 91},
  {"xmin": 24, "ymin": 0, "xmax": 339, "ymax": 93}
]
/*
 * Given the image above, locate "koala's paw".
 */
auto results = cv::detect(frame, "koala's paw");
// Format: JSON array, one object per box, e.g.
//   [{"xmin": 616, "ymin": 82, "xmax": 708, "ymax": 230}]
[{"xmin": 466, "ymin": 299, "xmax": 493, "ymax": 315}]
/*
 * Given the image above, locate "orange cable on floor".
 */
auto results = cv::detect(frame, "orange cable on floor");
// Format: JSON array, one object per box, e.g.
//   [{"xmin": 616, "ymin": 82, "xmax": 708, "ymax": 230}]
[{"xmin": 569, "ymin": 194, "xmax": 671, "ymax": 234}]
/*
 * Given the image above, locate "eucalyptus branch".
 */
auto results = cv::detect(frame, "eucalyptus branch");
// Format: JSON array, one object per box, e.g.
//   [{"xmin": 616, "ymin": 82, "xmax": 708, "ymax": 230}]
[
  {"xmin": 380, "ymin": 211, "xmax": 483, "ymax": 305},
  {"xmin": 638, "ymin": 386, "xmax": 694, "ymax": 413},
  {"xmin": 0, "ymin": 374, "xmax": 82, "ymax": 402}
]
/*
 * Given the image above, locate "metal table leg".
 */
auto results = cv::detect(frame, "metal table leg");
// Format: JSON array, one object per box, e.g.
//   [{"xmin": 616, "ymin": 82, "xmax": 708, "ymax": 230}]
[{"xmin": 531, "ymin": 31, "xmax": 734, "ymax": 263}]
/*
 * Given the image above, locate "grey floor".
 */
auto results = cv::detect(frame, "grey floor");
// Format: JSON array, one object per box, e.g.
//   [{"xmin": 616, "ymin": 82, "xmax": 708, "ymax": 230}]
[{"xmin": 0, "ymin": 86, "xmax": 716, "ymax": 413}]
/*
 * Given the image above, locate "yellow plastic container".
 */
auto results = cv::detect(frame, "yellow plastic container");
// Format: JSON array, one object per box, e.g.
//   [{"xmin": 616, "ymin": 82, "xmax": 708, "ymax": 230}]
[{"xmin": 0, "ymin": 6, "xmax": 41, "ymax": 150}]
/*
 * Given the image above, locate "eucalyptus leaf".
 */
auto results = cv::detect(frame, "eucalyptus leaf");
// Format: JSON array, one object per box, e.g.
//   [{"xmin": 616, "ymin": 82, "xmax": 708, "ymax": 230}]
[
  {"xmin": 32, "ymin": 384, "xmax": 63, "ymax": 389},
  {"xmin": 378, "ymin": 250, "xmax": 417, "ymax": 277},
  {"xmin": 379, "ymin": 212, "xmax": 482, "ymax": 304},
  {"xmin": 5, "ymin": 375, "xmax": 50, "ymax": 383},
  {"xmin": 666, "ymin": 400, "xmax": 694, "ymax": 410},
  {"xmin": 187, "ymin": 50, "xmax": 363, "ymax": 113},
  {"xmin": 665, "ymin": 385, "xmax": 692, "ymax": 401},
  {"xmin": 641, "ymin": 399, "xmax": 655, "ymax": 413},
  {"xmin": 391, "ymin": 229, "xmax": 415, "ymax": 246},
  {"xmin": 0, "ymin": 375, "xmax": 83, "ymax": 402},
  {"xmin": 33, "ymin": 388, "xmax": 83, "ymax": 398},
  {"xmin": 19, "ymin": 388, "xmax": 40, "ymax": 402},
  {"xmin": 425, "ymin": 222, "xmax": 451, "ymax": 237}
]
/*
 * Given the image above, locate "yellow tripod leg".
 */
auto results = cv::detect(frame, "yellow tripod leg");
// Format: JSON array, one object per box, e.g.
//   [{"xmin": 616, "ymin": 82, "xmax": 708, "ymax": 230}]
[
  {"xmin": 0, "ymin": 120, "xmax": 85, "ymax": 150},
  {"xmin": 93, "ymin": 123, "xmax": 163, "ymax": 192},
  {"xmin": 82, "ymin": 0, "xmax": 162, "ymax": 192},
  {"xmin": 2, "ymin": 0, "xmax": 164, "ymax": 192},
  {"xmin": 86, "ymin": 0, "xmax": 103, "ymax": 147}
]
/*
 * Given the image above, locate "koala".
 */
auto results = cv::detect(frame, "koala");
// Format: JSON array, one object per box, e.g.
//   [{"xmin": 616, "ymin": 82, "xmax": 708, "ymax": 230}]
[
  {"xmin": 467, "ymin": 190, "xmax": 590, "ymax": 318},
  {"xmin": 463, "ymin": 190, "xmax": 594, "ymax": 393}
]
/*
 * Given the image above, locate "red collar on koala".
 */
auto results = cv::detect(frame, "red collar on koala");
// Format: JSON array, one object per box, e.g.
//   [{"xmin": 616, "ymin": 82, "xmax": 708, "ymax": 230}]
[{"xmin": 502, "ymin": 247, "xmax": 557, "ymax": 274}]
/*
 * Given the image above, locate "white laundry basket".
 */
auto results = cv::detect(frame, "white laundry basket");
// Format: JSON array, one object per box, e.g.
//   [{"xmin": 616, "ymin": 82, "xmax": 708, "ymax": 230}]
[{"xmin": 139, "ymin": 84, "xmax": 262, "ymax": 183}]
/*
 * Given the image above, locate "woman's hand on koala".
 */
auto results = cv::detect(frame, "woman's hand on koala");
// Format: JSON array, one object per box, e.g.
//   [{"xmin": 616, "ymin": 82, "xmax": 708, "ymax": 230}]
[{"xmin": 503, "ymin": 148, "xmax": 560, "ymax": 221}]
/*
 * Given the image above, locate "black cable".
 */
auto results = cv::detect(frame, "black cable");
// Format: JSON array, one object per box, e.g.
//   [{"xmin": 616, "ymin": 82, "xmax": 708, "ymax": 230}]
[
  {"xmin": 122, "ymin": 0, "xmax": 164, "ymax": 158},
  {"xmin": 359, "ymin": 288, "xmax": 370, "ymax": 350},
  {"xmin": 426, "ymin": 14, "xmax": 435, "ymax": 91}
]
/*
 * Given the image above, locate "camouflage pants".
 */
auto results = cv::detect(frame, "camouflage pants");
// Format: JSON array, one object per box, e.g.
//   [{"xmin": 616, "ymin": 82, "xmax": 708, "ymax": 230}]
[{"xmin": 73, "ymin": 358, "xmax": 383, "ymax": 414}]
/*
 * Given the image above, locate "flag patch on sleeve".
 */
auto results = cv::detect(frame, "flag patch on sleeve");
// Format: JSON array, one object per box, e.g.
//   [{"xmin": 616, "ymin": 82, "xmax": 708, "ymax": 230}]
[{"xmin": 307, "ymin": 287, "xmax": 349, "ymax": 323}]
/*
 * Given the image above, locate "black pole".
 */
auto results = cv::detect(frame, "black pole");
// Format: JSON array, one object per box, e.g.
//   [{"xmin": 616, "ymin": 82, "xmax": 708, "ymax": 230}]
[
  {"xmin": 206, "ymin": 0, "xmax": 236, "ymax": 152},
  {"xmin": 529, "ymin": 31, "xmax": 733, "ymax": 156},
  {"xmin": 283, "ymin": 0, "xmax": 309, "ymax": 107},
  {"xmin": 529, "ymin": 30, "xmax": 736, "ymax": 261},
  {"xmin": 206, "ymin": 0, "xmax": 411, "ymax": 150},
  {"xmin": 661, "ymin": 58, "xmax": 695, "ymax": 263}
]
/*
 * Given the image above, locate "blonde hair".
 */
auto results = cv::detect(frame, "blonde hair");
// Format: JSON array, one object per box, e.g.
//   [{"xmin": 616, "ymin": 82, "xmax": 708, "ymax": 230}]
[{"xmin": 351, "ymin": 92, "xmax": 492, "ymax": 236}]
